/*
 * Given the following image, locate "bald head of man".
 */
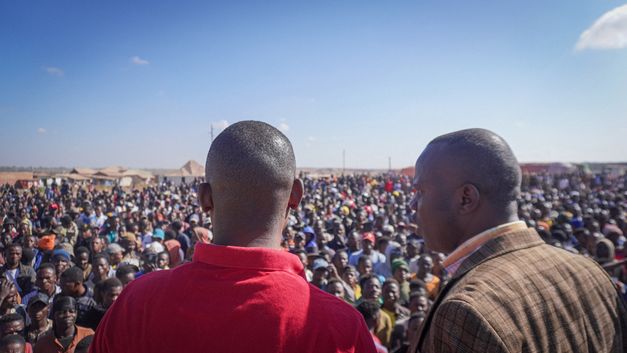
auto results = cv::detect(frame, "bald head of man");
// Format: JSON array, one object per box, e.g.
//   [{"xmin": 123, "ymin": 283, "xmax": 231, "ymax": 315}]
[
  {"xmin": 199, "ymin": 121, "xmax": 303, "ymax": 248},
  {"xmin": 410, "ymin": 128, "xmax": 521, "ymax": 253}
]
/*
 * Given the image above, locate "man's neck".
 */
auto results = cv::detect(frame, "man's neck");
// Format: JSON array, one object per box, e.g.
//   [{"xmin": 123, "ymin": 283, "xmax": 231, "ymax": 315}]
[
  {"xmin": 455, "ymin": 214, "xmax": 520, "ymax": 250},
  {"xmin": 44, "ymin": 286, "xmax": 56, "ymax": 296},
  {"xmin": 6, "ymin": 263, "xmax": 19, "ymax": 270},
  {"xmin": 55, "ymin": 324, "xmax": 75, "ymax": 339},
  {"xmin": 212, "ymin": 228, "xmax": 282, "ymax": 249}
]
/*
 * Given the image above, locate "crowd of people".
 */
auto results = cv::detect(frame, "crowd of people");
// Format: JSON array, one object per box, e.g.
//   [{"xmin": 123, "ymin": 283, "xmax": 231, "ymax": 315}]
[{"xmin": 0, "ymin": 168, "xmax": 624, "ymax": 353}]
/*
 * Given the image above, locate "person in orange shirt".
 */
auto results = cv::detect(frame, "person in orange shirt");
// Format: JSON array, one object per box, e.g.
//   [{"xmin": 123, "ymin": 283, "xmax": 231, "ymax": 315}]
[
  {"xmin": 34, "ymin": 296, "xmax": 94, "ymax": 353},
  {"xmin": 413, "ymin": 255, "xmax": 439, "ymax": 300}
]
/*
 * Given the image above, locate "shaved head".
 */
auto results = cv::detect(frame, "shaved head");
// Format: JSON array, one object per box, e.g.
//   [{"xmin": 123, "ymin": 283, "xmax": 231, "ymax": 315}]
[
  {"xmin": 426, "ymin": 128, "xmax": 521, "ymax": 207},
  {"xmin": 206, "ymin": 120, "xmax": 296, "ymax": 189},
  {"xmin": 412, "ymin": 128, "xmax": 521, "ymax": 253},
  {"xmin": 202, "ymin": 120, "xmax": 302, "ymax": 248}
]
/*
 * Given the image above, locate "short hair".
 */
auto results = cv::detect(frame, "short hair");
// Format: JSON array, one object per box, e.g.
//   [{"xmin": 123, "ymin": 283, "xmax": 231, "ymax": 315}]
[
  {"xmin": 343, "ymin": 265, "xmax": 357, "ymax": 274},
  {"xmin": 98, "ymin": 278, "xmax": 123, "ymax": 294},
  {"xmin": 0, "ymin": 313, "xmax": 23, "ymax": 326},
  {"xmin": 359, "ymin": 274, "xmax": 380, "ymax": 289},
  {"xmin": 92, "ymin": 253, "xmax": 109, "ymax": 265},
  {"xmin": 205, "ymin": 121, "xmax": 296, "ymax": 192},
  {"xmin": 428, "ymin": 128, "xmax": 521, "ymax": 206},
  {"xmin": 333, "ymin": 249, "xmax": 348, "ymax": 258},
  {"xmin": 116, "ymin": 264, "xmax": 139, "ymax": 279},
  {"xmin": 356, "ymin": 300, "xmax": 381, "ymax": 322},
  {"xmin": 382, "ymin": 278, "xmax": 400, "ymax": 289},
  {"xmin": 357, "ymin": 255, "xmax": 371, "ymax": 266},
  {"xmin": 60, "ymin": 266, "xmax": 84, "ymax": 284},
  {"xmin": 75, "ymin": 246, "xmax": 90, "ymax": 257},
  {"xmin": 52, "ymin": 296, "xmax": 77, "ymax": 314},
  {"xmin": 4, "ymin": 243, "xmax": 21, "ymax": 252},
  {"xmin": 327, "ymin": 278, "xmax": 344, "ymax": 288},
  {"xmin": 171, "ymin": 222, "xmax": 182, "ymax": 232},
  {"xmin": 38, "ymin": 262, "xmax": 56, "ymax": 274},
  {"xmin": 0, "ymin": 334, "xmax": 25, "ymax": 349}
]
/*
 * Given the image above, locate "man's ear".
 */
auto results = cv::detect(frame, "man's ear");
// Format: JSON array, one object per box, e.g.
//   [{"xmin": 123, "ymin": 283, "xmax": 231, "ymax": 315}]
[
  {"xmin": 457, "ymin": 183, "xmax": 480, "ymax": 215},
  {"xmin": 288, "ymin": 179, "xmax": 304, "ymax": 210},
  {"xmin": 198, "ymin": 183, "xmax": 214, "ymax": 213}
]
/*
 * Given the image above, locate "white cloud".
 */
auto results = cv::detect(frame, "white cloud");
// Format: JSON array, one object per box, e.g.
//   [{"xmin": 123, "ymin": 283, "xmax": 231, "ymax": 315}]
[
  {"xmin": 44, "ymin": 67, "xmax": 64, "ymax": 76},
  {"xmin": 130, "ymin": 56, "xmax": 150, "ymax": 65},
  {"xmin": 278, "ymin": 122, "xmax": 289, "ymax": 132},
  {"xmin": 37, "ymin": 128, "xmax": 47, "ymax": 134},
  {"xmin": 576, "ymin": 4, "xmax": 627, "ymax": 51},
  {"xmin": 307, "ymin": 136, "xmax": 316, "ymax": 142}
]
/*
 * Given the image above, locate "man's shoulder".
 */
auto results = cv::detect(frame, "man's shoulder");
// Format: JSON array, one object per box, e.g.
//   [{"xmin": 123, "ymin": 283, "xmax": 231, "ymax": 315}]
[
  {"xmin": 441, "ymin": 242, "xmax": 619, "ymax": 328},
  {"xmin": 307, "ymin": 282, "xmax": 363, "ymax": 323},
  {"xmin": 76, "ymin": 325, "xmax": 95, "ymax": 337},
  {"xmin": 121, "ymin": 267, "xmax": 175, "ymax": 295}
]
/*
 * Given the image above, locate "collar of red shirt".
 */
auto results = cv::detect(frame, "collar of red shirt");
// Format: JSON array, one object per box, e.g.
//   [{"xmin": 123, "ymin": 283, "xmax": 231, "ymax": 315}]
[{"xmin": 193, "ymin": 243, "xmax": 306, "ymax": 279}]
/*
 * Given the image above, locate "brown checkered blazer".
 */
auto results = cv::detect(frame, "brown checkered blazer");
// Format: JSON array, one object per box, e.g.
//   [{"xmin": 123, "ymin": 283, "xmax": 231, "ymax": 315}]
[{"xmin": 410, "ymin": 228, "xmax": 627, "ymax": 353}]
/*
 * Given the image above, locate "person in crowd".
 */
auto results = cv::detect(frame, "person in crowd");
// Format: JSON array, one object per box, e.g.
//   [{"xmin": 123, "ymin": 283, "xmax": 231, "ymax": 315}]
[
  {"xmin": 356, "ymin": 300, "xmax": 389, "ymax": 353},
  {"xmin": 87, "ymin": 238, "xmax": 104, "ymax": 258},
  {"xmin": 391, "ymin": 259, "xmax": 411, "ymax": 306},
  {"xmin": 0, "ymin": 334, "xmax": 27, "ymax": 353},
  {"xmin": 349, "ymin": 232, "xmax": 386, "ymax": 276},
  {"xmin": 50, "ymin": 251, "xmax": 71, "ymax": 278},
  {"xmin": 161, "ymin": 230, "xmax": 181, "ymax": 268},
  {"xmin": 1, "ymin": 244, "xmax": 35, "ymax": 296},
  {"xmin": 72, "ymin": 249, "xmax": 90, "ymax": 283},
  {"xmin": 33, "ymin": 296, "xmax": 94, "ymax": 353},
  {"xmin": 310, "ymin": 258, "xmax": 330, "ymax": 290},
  {"xmin": 104, "ymin": 245, "xmax": 123, "ymax": 271},
  {"xmin": 24, "ymin": 293, "xmax": 52, "ymax": 345},
  {"xmin": 21, "ymin": 264, "xmax": 59, "ymax": 308},
  {"xmin": 118, "ymin": 237, "xmax": 140, "ymax": 268},
  {"xmin": 84, "ymin": 256, "xmax": 112, "ymax": 290},
  {"xmin": 381, "ymin": 279, "xmax": 410, "ymax": 329},
  {"xmin": 58, "ymin": 268, "xmax": 96, "ymax": 329},
  {"xmin": 114, "ymin": 265, "xmax": 136, "ymax": 288},
  {"xmin": 82, "ymin": 278, "xmax": 122, "ymax": 330},
  {"xmin": 0, "ymin": 280, "xmax": 27, "ymax": 323},
  {"xmin": 413, "ymin": 255, "xmax": 439, "ymax": 300}
]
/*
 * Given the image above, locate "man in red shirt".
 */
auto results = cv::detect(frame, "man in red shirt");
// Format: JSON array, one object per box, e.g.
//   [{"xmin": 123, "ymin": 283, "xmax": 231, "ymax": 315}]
[{"xmin": 90, "ymin": 121, "xmax": 376, "ymax": 353}]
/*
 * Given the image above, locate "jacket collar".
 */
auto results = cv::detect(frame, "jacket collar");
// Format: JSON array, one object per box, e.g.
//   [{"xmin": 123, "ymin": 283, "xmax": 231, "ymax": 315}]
[
  {"xmin": 413, "ymin": 227, "xmax": 545, "ymax": 353},
  {"xmin": 452, "ymin": 227, "xmax": 545, "ymax": 280}
]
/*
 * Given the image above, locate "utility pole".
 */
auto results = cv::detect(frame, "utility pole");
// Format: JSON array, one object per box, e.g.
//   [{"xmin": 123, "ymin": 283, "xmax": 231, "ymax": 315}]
[
  {"xmin": 388, "ymin": 156, "xmax": 392, "ymax": 172},
  {"xmin": 342, "ymin": 149, "xmax": 346, "ymax": 175}
]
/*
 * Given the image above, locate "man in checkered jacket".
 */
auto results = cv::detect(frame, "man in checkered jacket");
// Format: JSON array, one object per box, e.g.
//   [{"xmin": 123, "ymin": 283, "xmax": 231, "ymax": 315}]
[{"xmin": 409, "ymin": 128, "xmax": 627, "ymax": 353}]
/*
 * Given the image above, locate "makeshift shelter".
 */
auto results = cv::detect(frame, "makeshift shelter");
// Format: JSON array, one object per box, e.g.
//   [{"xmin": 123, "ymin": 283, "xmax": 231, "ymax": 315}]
[
  {"xmin": 0, "ymin": 172, "xmax": 34, "ymax": 187},
  {"xmin": 160, "ymin": 160, "xmax": 205, "ymax": 184}
]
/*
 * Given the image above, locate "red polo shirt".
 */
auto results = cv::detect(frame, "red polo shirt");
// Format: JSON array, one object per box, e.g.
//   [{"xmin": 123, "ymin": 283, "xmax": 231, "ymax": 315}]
[{"xmin": 90, "ymin": 243, "xmax": 376, "ymax": 353}]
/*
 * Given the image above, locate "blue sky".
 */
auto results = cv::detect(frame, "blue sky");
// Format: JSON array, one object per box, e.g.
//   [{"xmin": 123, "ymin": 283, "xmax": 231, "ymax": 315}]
[{"xmin": 1, "ymin": 1, "xmax": 626, "ymax": 169}]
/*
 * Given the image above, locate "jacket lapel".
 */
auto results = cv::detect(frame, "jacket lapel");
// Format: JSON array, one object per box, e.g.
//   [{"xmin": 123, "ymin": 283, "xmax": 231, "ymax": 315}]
[{"xmin": 412, "ymin": 228, "xmax": 545, "ymax": 353}]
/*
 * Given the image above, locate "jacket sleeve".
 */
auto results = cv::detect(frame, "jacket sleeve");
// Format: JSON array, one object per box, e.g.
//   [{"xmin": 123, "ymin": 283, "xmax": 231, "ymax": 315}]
[{"xmin": 424, "ymin": 299, "xmax": 509, "ymax": 353}]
